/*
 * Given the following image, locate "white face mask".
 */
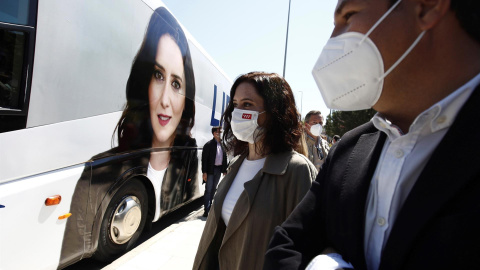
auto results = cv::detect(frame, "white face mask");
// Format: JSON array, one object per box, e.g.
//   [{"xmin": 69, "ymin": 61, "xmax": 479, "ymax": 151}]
[
  {"xmin": 312, "ymin": 0, "xmax": 425, "ymax": 111},
  {"xmin": 230, "ymin": 108, "xmax": 265, "ymax": 144},
  {"xmin": 310, "ymin": 123, "xmax": 323, "ymax": 137}
]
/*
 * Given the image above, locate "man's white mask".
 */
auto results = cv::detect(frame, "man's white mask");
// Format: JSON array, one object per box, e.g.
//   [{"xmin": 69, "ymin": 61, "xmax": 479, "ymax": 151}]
[
  {"xmin": 310, "ymin": 124, "xmax": 323, "ymax": 137},
  {"xmin": 312, "ymin": 0, "xmax": 425, "ymax": 110}
]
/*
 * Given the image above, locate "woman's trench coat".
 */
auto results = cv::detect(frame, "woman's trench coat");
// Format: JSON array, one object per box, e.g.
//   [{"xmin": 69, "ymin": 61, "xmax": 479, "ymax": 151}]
[{"xmin": 193, "ymin": 150, "xmax": 317, "ymax": 270}]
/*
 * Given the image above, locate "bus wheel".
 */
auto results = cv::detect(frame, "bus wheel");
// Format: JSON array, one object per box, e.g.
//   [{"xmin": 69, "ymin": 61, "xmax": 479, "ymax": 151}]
[{"xmin": 94, "ymin": 179, "xmax": 148, "ymax": 262}]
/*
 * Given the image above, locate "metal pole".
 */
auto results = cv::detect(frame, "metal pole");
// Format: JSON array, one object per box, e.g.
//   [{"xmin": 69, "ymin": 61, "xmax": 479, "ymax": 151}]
[
  {"xmin": 299, "ymin": 91, "xmax": 303, "ymax": 117},
  {"xmin": 282, "ymin": 0, "xmax": 292, "ymax": 78}
]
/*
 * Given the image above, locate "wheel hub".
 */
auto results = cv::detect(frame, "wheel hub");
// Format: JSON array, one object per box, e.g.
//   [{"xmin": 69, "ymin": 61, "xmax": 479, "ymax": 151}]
[{"xmin": 109, "ymin": 196, "xmax": 142, "ymax": 244}]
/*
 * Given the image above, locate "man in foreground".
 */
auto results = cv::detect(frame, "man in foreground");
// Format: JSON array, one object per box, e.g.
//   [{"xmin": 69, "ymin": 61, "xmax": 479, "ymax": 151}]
[{"xmin": 265, "ymin": 0, "xmax": 480, "ymax": 269}]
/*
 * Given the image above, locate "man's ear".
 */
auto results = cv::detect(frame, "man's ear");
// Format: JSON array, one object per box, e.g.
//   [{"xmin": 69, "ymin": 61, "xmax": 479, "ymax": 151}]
[{"xmin": 414, "ymin": 0, "xmax": 451, "ymax": 30}]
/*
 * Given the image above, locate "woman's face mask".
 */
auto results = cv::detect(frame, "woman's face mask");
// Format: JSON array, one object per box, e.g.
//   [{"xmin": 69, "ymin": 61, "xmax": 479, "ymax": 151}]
[{"xmin": 230, "ymin": 108, "xmax": 265, "ymax": 144}]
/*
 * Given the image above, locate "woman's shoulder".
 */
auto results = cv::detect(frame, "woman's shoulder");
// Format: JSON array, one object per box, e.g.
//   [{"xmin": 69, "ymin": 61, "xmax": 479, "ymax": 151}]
[
  {"xmin": 286, "ymin": 151, "xmax": 317, "ymax": 178},
  {"xmin": 289, "ymin": 151, "xmax": 315, "ymax": 167}
]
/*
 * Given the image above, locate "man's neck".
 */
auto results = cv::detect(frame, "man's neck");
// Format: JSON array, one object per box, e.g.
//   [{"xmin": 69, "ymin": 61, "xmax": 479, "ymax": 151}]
[
  {"xmin": 375, "ymin": 25, "xmax": 480, "ymax": 133},
  {"xmin": 305, "ymin": 131, "xmax": 317, "ymax": 140}
]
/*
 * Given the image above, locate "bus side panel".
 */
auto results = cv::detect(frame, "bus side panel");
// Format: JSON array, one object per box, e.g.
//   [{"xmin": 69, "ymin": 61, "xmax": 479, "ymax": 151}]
[
  {"xmin": 0, "ymin": 112, "xmax": 121, "ymax": 183},
  {"xmin": 0, "ymin": 112, "xmax": 120, "ymax": 269},
  {"xmin": 58, "ymin": 163, "xmax": 92, "ymax": 268},
  {"xmin": 189, "ymin": 41, "xmax": 232, "ymax": 147},
  {"xmin": 26, "ymin": 0, "xmax": 152, "ymax": 129},
  {"xmin": 0, "ymin": 165, "xmax": 86, "ymax": 270}
]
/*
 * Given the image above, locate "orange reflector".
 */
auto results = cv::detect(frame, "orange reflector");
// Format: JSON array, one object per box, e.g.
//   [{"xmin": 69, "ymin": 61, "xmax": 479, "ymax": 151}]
[
  {"xmin": 45, "ymin": 195, "xmax": 62, "ymax": 206},
  {"xmin": 58, "ymin": 213, "xmax": 72, "ymax": 220},
  {"xmin": 187, "ymin": 178, "xmax": 192, "ymax": 182}
]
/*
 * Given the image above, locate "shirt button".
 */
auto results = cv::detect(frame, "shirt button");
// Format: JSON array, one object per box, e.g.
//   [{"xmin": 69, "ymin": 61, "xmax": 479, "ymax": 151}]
[
  {"xmin": 395, "ymin": 149, "xmax": 404, "ymax": 158},
  {"xmin": 436, "ymin": 115, "xmax": 447, "ymax": 124},
  {"xmin": 377, "ymin": 217, "xmax": 386, "ymax": 226}
]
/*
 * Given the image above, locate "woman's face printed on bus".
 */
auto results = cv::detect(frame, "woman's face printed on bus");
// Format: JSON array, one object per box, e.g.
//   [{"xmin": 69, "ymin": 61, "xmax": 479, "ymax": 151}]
[
  {"xmin": 233, "ymin": 82, "xmax": 266, "ymax": 126},
  {"xmin": 149, "ymin": 34, "xmax": 186, "ymax": 148}
]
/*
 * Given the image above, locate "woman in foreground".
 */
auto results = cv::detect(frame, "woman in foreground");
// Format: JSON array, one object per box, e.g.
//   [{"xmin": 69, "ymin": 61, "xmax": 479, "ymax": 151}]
[{"xmin": 193, "ymin": 72, "xmax": 316, "ymax": 270}]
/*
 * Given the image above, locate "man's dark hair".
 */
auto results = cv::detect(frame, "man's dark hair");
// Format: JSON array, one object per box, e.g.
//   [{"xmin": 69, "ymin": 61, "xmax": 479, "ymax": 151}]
[
  {"xmin": 211, "ymin": 126, "xmax": 221, "ymax": 135},
  {"xmin": 450, "ymin": 0, "xmax": 480, "ymax": 43},
  {"xmin": 305, "ymin": 110, "xmax": 322, "ymax": 123},
  {"xmin": 333, "ymin": 135, "xmax": 340, "ymax": 142},
  {"xmin": 389, "ymin": 0, "xmax": 479, "ymax": 43}
]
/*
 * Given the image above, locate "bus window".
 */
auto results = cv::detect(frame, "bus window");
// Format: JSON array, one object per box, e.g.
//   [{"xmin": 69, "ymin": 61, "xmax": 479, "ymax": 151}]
[
  {"xmin": 0, "ymin": 25, "xmax": 35, "ymax": 133},
  {"xmin": 0, "ymin": 0, "xmax": 37, "ymax": 133},
  {"xmin": 0, "ymin": 29, "xmax": 26, "ymax": 111},
  {"xmin": 0, "ymin": 0, "xmax": 36, "ymax": 26}
]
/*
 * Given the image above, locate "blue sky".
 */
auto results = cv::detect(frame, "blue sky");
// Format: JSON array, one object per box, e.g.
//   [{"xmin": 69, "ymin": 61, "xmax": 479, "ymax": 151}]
[{"xmin": 162, "ymin": 0, "xmax": 337, "ymax": 119}]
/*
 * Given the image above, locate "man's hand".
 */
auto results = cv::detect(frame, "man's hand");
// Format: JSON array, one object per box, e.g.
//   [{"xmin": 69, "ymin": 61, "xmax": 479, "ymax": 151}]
[
  {"xmin": 304, "ymin": 122, "xmax": 311, "ymax": 131},
  {"xmin": 203, "ymin": 173, "xmax": 207, "ymax": 182},
  {"xmin": 304, "ymin": 247, "xmax": 354, "ymax": 270}
]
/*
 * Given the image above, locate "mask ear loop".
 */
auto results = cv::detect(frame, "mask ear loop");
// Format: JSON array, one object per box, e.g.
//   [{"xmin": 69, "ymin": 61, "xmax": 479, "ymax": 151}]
[
  {"xmin": 359, "ymin": 0, "xmax": 402, "ymax": 45},
  {"xmin": 380, "ymin": 30, "xmax": 426, "ymax": 80},
  {"xmin": 355, "ymin": 0, "xmax": 426, "ymax": 81}
]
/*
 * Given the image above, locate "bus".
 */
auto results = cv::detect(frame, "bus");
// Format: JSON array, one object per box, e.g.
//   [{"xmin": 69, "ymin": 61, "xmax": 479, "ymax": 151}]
[{"xmin": 0, "ymin": 0, "xmax": 231, "ymax": 269}]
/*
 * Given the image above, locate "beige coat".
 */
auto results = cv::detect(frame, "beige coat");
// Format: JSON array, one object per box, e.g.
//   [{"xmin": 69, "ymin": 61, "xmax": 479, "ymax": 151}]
[
  {"xmin": 305, "ymin": 133, "xmax": 330, "ymax": 171},
  {"xmin": 193, "ymin": 151, "xmax": 316, "ymax": 270}
]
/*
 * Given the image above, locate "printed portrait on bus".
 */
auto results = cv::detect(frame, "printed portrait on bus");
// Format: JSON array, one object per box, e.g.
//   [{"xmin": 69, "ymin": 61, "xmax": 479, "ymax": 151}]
[
  {"xmin": 114, "ymin": 6, "xmax": 198, "ymax": 217},
  {"xmin": 60, "ymin": 7, "xmax": 199, "ymax": 265}
]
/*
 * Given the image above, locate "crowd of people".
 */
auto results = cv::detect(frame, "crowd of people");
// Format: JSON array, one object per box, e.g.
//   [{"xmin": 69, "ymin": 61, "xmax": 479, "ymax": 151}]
[{"xmin": 194, "ymin": 0, "xmax": 480, "ymax": 269}]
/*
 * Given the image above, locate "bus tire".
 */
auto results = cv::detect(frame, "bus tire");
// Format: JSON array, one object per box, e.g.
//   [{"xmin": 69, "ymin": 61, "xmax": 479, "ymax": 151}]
[{"xmin": 93, "ymin": 178, "xmax": 148, "ymax": 262}]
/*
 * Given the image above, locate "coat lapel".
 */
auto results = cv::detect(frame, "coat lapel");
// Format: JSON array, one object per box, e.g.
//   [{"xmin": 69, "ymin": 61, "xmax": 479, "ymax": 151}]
[
  {"xmin": 338, "ymin": 129, "xmax": 386, "ymax": 269},
  {"xmin": 221, "ymin": 152, "xmax": 292, "ymax": 245},
  {"xmin": 380, "ymin": 86, "xmax": 480, "ymax": 270}
]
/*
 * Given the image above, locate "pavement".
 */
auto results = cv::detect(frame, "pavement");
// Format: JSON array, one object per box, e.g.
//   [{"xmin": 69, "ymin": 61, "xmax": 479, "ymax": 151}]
[{"xmin": 103, "ymin": 206, "xmax": 206, "ymax": 270}]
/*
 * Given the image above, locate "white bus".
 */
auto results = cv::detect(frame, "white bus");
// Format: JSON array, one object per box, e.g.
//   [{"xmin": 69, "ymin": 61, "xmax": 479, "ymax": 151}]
[{"xmin": 0, "ymin": 1, "xmax": 231, "ymax": 269}]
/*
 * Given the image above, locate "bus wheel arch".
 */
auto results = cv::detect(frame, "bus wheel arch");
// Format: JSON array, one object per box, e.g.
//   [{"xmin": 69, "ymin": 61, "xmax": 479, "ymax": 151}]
[{"xmin": 93, "ymin": 178, "xmax": 148, "ymax": 262}]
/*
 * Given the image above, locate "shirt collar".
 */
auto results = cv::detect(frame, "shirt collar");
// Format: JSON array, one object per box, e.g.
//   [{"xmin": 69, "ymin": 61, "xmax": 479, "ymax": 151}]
[{"xmin": 373, "ymin": 72, "xmax": 480, "ymax": 138}]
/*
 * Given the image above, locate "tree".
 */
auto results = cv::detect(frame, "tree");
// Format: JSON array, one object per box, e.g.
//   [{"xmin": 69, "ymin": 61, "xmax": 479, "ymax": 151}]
[{"xmin": 324, "ymin": 109, "xmax": 376, "ymax": 137}]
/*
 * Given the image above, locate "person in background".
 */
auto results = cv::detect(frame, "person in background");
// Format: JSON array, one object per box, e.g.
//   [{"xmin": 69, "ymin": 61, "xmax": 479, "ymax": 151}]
[
  {"xmin": 332, "ymin": 134, "xmax": 340, "ymax": 145},
  {"xmin": 193, "ymin": 72, "xmax": 316, "ymax": 270},
  {"xmin": 304, "ymin": 110, "xmax": 330, "ymax": 171},
  {"xmin": 265, "ymin": 0, "xmax": 480, "ymax": 269},
  {"xmin": 201, "ymin": 126, "xmax": 228, "ymax": 217}
]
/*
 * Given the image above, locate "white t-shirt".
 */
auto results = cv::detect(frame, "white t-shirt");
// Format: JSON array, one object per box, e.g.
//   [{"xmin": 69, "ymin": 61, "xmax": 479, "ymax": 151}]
[
  {"xmin": 147, "ymin": 162, "xmax": 167, "ymax": 222},
  {"xmin": 221, "ymin": 157, "xmax": 266, "ymax": 226}
]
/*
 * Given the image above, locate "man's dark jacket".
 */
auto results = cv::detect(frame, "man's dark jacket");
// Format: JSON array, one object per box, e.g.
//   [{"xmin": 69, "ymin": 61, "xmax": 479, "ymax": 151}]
[
  {"xmin": 202, "ymin": 138, "xmax": 227, "ymax": 175},
  {"xmin": 264, "ymin": 85, "xmax": 480, "ymax": 270}
]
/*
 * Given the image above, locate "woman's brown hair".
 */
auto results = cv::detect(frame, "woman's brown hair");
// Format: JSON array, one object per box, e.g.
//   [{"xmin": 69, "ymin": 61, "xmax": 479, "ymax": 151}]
[{"xmin": 222, "ymin": 72, "xmax": 302, "ymax": 156}]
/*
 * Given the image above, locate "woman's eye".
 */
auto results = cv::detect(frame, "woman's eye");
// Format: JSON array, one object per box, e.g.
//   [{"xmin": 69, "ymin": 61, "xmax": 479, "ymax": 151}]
[
  {"xmin": 233, "ymin": 103, "xmax": 238, "ymax": 108},
  {"xmin": 153, "ymin": 70, "xmax": 164, "ymax": 80},
  {"xmin": 172, "ymin": 81, "xmax": 181, "ymax": 90}
]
